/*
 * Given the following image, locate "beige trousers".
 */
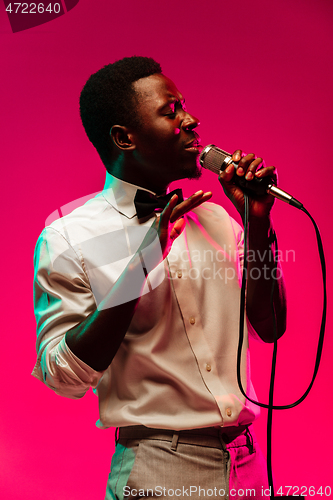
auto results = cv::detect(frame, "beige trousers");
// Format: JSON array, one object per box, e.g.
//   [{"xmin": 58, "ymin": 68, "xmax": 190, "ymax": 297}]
[{"xmin": 105, "ymin": 425, "xmax": 269, "ymax": 500}]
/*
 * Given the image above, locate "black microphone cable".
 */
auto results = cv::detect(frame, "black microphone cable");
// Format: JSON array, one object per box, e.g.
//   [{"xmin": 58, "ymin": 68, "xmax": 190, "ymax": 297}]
[{"xmin": 237, "ymin": 193, "xmax": 327, "ymax": 499}]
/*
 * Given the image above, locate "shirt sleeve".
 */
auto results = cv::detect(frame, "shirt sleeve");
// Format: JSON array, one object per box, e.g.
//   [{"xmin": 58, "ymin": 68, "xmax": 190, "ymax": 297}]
[{"xmin": 32, "ymin": 227, "xmax": 105, "ymax": 399}]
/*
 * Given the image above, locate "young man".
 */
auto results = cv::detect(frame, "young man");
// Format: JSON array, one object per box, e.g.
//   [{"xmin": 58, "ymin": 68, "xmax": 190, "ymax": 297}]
[{"xmin": 33, "ymin": 56, "xmax": 286, "ymax": 499}]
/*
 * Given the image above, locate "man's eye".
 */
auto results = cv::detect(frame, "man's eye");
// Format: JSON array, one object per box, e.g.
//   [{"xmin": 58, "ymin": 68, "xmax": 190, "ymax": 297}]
[
  {"xmin": 165, "ymin": 106, "xmax": 177, "ymax": 117},
  {"xmin": 164, "ymin": 100, "xmax": 185, "ymax": 117}
]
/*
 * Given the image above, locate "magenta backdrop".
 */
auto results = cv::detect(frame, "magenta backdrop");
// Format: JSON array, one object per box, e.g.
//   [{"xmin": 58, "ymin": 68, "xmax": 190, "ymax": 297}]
[{"xmin": 1, "ymin": 0, "xmax": 332, "ymax": 498}]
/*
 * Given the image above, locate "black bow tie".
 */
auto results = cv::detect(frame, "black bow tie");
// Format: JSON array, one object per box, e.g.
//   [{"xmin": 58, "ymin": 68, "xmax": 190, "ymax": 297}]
[{"xmin": 134, "ymin": 188, "xmax": 184, "ymax": 219}]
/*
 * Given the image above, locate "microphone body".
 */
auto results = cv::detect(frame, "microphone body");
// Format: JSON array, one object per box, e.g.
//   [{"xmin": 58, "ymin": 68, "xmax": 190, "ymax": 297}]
[{"xmin": 199, "ymin": 145, "xmax": 303, "ymax": 209}]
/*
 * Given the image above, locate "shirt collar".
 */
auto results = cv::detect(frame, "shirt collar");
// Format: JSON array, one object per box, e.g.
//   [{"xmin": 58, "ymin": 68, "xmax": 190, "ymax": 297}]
[{"xmin": 102, "ymin": 172, "xmax": 158, "ymax": 219}]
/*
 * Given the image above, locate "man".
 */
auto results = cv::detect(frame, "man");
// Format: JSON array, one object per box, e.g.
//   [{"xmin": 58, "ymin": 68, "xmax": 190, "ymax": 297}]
[{"xmin": 33, "ymin": 56, "xmax": 286, "ymax": 499}]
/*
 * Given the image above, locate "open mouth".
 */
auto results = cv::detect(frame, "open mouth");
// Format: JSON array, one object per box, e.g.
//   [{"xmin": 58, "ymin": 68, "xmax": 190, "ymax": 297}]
[
  {"xmin": 184, "ymin": 144, "xmax": 203, "ymax": 153},
  {"xmin": 184, "ymin": 137, "xmax": 202, "ymax": 152}
]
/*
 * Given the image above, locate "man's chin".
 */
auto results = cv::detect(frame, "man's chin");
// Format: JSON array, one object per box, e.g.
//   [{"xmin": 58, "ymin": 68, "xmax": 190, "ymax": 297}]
[
  {"xmin": 186, "ymin": 164, "xmax": 202, "ymax": 181},
  {"xmin": 175, "ymin": 158, "xmax": 202, "ymax": 182}
]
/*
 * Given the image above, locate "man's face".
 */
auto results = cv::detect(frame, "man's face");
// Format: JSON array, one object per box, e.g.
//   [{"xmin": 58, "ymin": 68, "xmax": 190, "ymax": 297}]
[{"xmin": 130, "ymin": 74, "xmax": 202, "ymax": 188}]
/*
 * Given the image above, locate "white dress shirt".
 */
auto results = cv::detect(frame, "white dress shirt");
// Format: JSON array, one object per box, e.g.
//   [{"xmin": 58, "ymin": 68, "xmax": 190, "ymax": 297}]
[{"xmin": 32, "ymin": 173, "xmax": 261, "ymax": 430}]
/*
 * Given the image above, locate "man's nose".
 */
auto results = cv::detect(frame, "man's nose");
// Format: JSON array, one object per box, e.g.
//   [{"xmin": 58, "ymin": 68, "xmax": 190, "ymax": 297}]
[{"xmin": 182, "ymin": 111, "xmax": 200, "ymax": 130}]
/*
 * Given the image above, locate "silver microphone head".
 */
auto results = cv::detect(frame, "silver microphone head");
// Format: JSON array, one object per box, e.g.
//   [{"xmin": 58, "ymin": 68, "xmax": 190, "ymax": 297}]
[{"xmin": 199, "ymin": 145, "xmax": 234, "ymax": 175}]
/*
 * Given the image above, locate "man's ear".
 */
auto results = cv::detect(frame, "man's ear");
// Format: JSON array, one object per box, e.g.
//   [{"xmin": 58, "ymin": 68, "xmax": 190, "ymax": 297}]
[{"xmin": 110, "ymin": 125, "xmax": 136, "ymax": 151}]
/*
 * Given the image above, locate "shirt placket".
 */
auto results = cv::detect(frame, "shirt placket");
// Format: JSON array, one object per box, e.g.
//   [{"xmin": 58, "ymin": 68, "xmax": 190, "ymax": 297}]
[{"xmin": 167, "ymin": 233, "xmax": 232, "ymax": 424}]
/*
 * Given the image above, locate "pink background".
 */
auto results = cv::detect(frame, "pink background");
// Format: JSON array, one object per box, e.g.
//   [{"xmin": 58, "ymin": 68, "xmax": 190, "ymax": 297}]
[{"xmin": 1, "ymin": 0, "xmax": 332, "ymax": 498}]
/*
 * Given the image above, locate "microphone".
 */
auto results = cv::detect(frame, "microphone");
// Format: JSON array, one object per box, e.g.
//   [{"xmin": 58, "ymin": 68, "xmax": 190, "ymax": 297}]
[{"xmin": 199, "ymin": 144, "xmax": 303, "ymax": 210}]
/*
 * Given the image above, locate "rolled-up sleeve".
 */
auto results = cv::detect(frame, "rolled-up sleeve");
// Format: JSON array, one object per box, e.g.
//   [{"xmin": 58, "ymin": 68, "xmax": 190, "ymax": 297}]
[{"xmin": 32, "ymin": 227, "xmax": 104, "ymax": 399}]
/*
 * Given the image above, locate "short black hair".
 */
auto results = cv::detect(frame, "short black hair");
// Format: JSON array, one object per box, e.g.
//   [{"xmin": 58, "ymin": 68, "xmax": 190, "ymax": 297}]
[{"xmin": 79, "ymin": 56, "xmax": 162, "ymax": 165}]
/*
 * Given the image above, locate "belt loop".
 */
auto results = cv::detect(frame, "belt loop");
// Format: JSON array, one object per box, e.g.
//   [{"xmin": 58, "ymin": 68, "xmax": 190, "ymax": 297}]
[
  {"xmin": 245, "ymin": 426, "xmax": 254, "ymax": 454},
  {"xmin": 171, "ymin": 431, "xmax": 180, "ymax": 451},
  {"xmin": 115, "ymin": 427, "xmax": 119, "ymax": 444},
  {"xmin": 218, "ymin": 429, "xmax": 227, "ymax": 452}
]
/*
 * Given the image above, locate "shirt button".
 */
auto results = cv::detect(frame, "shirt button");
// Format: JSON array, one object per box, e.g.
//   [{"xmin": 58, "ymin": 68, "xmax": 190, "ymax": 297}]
[
  {"xmin": 226, "ymin": 408, "xmax": 232, "ymax": 417},
  {"xmin": 189, "ymin": 317, "xmax": 196, "ymax": 325},
  {"xmin": 177, "ymin": 270, "xmax": 182, "ymax": 278},
  {"xmin": 205, "ymin": 363, "xmax": 212, "ymax": 372}
]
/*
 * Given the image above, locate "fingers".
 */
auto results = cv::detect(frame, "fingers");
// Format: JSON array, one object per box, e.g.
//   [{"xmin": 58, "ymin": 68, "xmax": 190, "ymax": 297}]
[
  {"xmin": 169, "ymin": 190, "xmax": 212, "ymax": 223},
  {"xmin": 156, "ymin": 192, "xmax": 210, "ymax": 256},
  {"xmin": 255, "ymin": 165, "xmax": 277, "ymax": 184},
  {"xmin": 184, "ymin": 192, "xmax": 213, "ymax": 212},
  {"xmin": 219, "ymin": 162, "xmax": 236, "ymax": 185},
  {"xmin": 160, "ymin": 193, "xmax": 179, "ymax": 222},
  {"xmin": 232, "ymin": 150, "xmax": 242, "ymax": 162},
  {"xmin": 220, "ymin": 150, "xmax": 277, "ymax": 185},
  {"xmin": 169, "ymin": 218, "xmax": 186, "ymax": 241},
  {"xmin": 236, "ymin": 154, "xmax": 263, "ymax": 181}
]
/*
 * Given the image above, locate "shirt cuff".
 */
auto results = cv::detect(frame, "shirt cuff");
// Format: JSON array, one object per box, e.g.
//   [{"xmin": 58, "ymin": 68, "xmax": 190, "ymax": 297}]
[
  {"xmin": 32, "ymin": 337, "xmax": 105, "ymax": 399},
  {"xmin": 55, "ymin": 337, "xmax": 105, "ymax": 387}
]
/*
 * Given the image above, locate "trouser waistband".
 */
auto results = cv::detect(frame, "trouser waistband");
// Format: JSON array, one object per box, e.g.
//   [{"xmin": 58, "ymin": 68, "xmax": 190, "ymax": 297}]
[{"xmin": 117, "ymin": 424, "xmax": 255, "ymax": 450}]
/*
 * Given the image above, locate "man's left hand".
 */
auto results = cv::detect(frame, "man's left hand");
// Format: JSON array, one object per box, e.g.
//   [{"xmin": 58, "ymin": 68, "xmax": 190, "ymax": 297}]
[{"xmin": 218, "ymin": 150, "xmax": 277, "ymax": 220}]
